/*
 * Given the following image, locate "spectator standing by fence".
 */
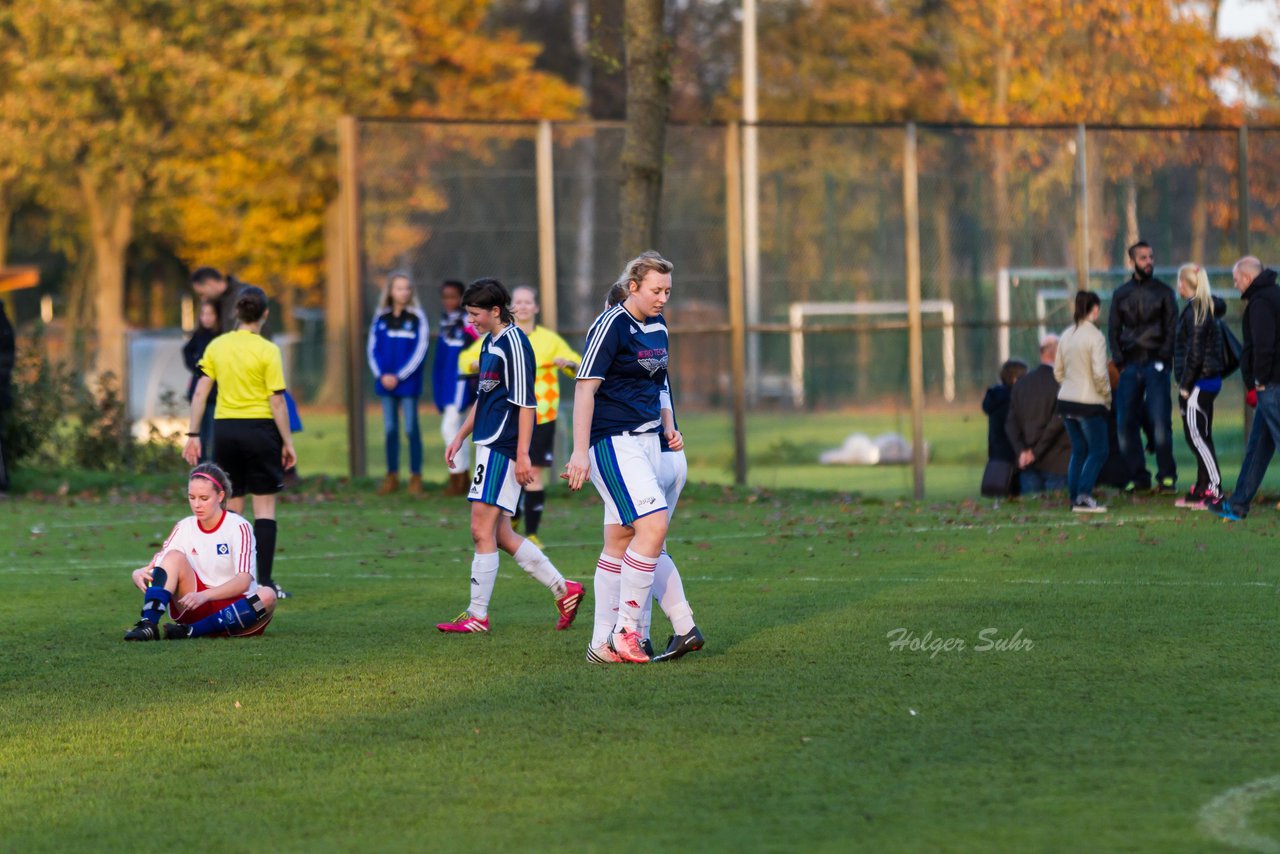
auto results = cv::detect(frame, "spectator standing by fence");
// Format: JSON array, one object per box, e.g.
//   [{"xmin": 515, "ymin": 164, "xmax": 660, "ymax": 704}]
[
  {"xmin": 433, "ymin": 279, "xmax": 477, "ymax": 496},
  {"xmin": 1006, "ymin": 334, "xmax": 1070, "ymax": 495},
  {"xmin": 1109, "ymin": 241, "xmax": 1178, "ymax": 493},
  {"xmin": 1056, "ymin": 291, "xmax": 1112, "ymax": 513},
  {"xmin": 1172, "ymin": 264, "xmax": 1228, "ymax": 509},
  {"xmin": 368, "ymin": 270, "xmax": 430, "ymax": 496},
  {"xmin": 1211, "ymin": 257, "xmax": 1280, "ymax": 521}
]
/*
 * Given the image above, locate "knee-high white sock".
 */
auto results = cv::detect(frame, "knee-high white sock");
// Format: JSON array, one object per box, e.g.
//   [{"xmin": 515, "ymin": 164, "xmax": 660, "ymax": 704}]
[
  {"xmin": 616, "ymin": 548, "xmax": 658, "ymax": 631},
  {"xmin": 592, "ymin": 553, "xmax": 622, "ymax": 648},
  {"xmin": 653, "ymin": 550, "xmax": 696, "ymax": 635},
  {"xmin": 512, "ymin": 539, "xmax": 566, "ymax": 598},
  {"xmin": 469, "ymin": 552, "xmax": 500, "ymax": 619}
]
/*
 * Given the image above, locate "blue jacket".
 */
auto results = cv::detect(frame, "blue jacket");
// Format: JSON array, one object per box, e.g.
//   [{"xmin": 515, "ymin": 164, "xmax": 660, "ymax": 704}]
[
  {"xmin": 432, "ymin": 309, "xmax": 478, "ymax": 412},
  {"xmin": 367, "ymin": 307, "xmax": 430, "ymax": 398}
]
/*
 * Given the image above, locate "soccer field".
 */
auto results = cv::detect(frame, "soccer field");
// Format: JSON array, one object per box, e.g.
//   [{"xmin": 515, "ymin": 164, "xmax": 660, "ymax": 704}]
[{"xmin": 3, "ymin": 483, "xmax": 1279, "ymax": 851}]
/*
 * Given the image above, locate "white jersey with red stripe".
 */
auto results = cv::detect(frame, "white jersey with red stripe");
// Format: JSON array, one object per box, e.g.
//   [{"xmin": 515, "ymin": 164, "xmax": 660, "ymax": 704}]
[{"xmin": 153, "ymin": 511, "xmax": 257, "ymax": 592}]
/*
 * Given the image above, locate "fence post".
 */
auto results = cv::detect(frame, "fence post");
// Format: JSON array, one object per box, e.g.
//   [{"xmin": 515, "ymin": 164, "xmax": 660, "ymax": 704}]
[
  {"xmin": 725, "ymin": 122, "xmax": 749, "ymax": 487},
  {"xmin": 902, "ymin": 123, "xmax": 926, "ymax": 501},
  {"xmin": 338, "ymin": 115, "xmax": 366, "ymax": 479},
  {"xmin": 537, "ymin": 120, "xmax": 559, "ymax": 329},
  {"xmin": 1239, "ymin": 126, "xmax": 1253, "ymax": 443},
  {"xmin": 1075, "ymin": 123, "xmax": 1089, "ymax": 292}
]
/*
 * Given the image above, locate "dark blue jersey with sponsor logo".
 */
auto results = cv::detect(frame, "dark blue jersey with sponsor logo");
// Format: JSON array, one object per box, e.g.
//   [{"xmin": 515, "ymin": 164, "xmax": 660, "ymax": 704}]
[
  {"xmin": 472, "ymin": 324, "xmax": 536, "ymax": 458},
  {"xmin": 577, "ymin": 305, "xmax": 669, "ymax": 445}
]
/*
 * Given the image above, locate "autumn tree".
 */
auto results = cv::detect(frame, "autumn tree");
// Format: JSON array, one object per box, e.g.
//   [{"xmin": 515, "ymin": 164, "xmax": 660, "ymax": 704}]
[{"xmin": 619, "ymin": 0, "xmax": 672, "ymax": 261}]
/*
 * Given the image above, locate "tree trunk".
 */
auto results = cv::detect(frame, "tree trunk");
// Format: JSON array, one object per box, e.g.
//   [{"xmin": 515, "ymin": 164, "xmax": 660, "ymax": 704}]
[
  {"xmin": 316, "ymin": 198, "xmax": 347, "ymax": 406},
  {"xmin": 1124, "ymin": 177, "xmax": 1139, "ymax": 251},
  {"xmin": 78, "ymin": 168, "xmax": 135, "ymax": 388},
  {"xmin": 0, "ymin": 198, "xmax": 13, "ymax": 268},
  {"xmin": 618, "ymin": 0, "xmax": 671, "ymax": 262}
]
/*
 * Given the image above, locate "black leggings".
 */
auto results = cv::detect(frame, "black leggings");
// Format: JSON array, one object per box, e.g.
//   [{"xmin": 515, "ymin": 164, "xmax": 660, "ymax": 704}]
[{"xmin": 1179, "ymin": 386, "xmax": 1221, "ymax": 496}]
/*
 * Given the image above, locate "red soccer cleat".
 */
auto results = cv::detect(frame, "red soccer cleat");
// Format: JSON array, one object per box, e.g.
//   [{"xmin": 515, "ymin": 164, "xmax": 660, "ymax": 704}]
[
  {"xmin": 555, "ymin": 580, "xmax": 585, "ymax": 631},
  {"xmin": 436, "ymin": 611, "xmax": 490, "ymax": 633},
  {"xmin": 607, "ymin": 627, "xmax": 650, "ymax": 663}
]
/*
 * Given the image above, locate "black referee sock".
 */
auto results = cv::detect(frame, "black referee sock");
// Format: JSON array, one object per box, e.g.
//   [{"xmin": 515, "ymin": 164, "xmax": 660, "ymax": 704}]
[
  {"xmin": 254, "ymin": 518, "xmax": 278, "ymax": 587},
  {"xmin": 524, "ymin": 490, "xmax": 546, "ymax": 537}
]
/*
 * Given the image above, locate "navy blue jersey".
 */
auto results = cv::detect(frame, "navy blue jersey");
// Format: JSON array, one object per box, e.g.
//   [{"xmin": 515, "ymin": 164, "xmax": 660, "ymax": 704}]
[
  {"xmin": 578, "ymin": 305, "xmax": 669, "ymax": 445},
  {"xmin": 472, "ymin": 324, "xmax": 536, "ymax": 458}
]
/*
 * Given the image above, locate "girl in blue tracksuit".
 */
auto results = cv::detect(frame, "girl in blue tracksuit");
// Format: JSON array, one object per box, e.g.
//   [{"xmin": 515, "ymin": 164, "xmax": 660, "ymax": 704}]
[
  {"xmin": 432, "ymin": 279, "xmax": 479, "ymax": 495},
  {"xmin": 367, "ymin": 270, "xmax": 430, "ymax": 494}
]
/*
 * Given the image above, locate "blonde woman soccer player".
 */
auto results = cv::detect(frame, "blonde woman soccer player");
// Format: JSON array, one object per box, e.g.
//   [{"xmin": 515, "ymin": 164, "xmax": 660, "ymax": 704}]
[
  {"xmin": 566, "ymin": 251, "xmax": 683, "ymax": 664},
  {"xmin": 437, "ymin": 278, "xmax": 584, "ymax": 634},
  {"xmin": 123, "ymin": 463, "xmax": 276, "ymax": 640},
  {"xmin": 582, "ymin": 278, "xmax": 704, "ymax": 664},
  {"xmin": 507, "ymin": 285, "xmax": 580, "ymax": 546}
]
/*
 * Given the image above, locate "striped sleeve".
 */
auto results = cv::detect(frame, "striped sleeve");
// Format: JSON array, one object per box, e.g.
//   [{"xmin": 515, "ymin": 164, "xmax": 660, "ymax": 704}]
[
  {"xmin": 151, "ymin": 521, "xmax": 183, "ymax": 566},
  {"xmin": 577, "ymin": 307, "xmax": 622, "ymax": 380},
  {"xmin": 367, "ymin": 315, "xmax": 382, "ymax": 378},
  {"xmin": 236, "ymin": 521, "xmax": 256, "ymax": 575},
  {"xmin": 397, "ymin": 308, "xmax": 430, "ymax": 380},
  {"xmin": 505, "ymin": 328, "xmax": 536, "ymax": 409}
]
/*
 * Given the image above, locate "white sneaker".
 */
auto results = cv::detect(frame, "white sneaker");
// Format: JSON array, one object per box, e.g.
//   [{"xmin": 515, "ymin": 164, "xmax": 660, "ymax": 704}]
[{"xmin": 1072, "ymin": 495, "xmax": 1107, "ymax": 514}]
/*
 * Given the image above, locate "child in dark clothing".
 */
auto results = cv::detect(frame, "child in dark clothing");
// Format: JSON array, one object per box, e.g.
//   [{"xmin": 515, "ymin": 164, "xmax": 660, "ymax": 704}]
[{"xmin": 982, "ymin": 359, "xmax": 1028, "ymax": 496}]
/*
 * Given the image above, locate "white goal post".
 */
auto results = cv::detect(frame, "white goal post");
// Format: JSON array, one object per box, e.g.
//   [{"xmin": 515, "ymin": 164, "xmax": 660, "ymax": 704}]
[{"xmin": 788, "ymin": 300, "xmax": 956, "ymax": 408}]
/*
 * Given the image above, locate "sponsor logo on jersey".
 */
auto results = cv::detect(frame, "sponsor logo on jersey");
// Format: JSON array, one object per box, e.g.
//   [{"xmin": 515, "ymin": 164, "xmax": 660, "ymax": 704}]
[
  {"xmin": 636, "ymin": 348, "xmax": 668, "ymax": 376},
  {"xmin": 217, "ymin": 543, "xmax": 231, "ymax": 555},
  {"xmin": 478, "ymin": 370, "xmax": 502, "ymax": 393}
]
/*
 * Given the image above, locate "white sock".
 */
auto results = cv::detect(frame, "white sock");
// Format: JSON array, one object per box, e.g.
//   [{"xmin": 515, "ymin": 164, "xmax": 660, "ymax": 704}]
[
  {"xmin": 469, "ymin": 552, "xmax": 500, "ymax": 619},
  {"xmin": 616, "ymin": 548, "xmax": 658, "ymax": 631},
  {"xmin": 513, "ymin": 539, "xmax": 566, "ymax": 598},
  {"xmin": 654, "ymin": 550, "xmax": 696, "ymax": 635},
  {"xmin": 592, "ymin": 553, "xmax": 622, "ymax": 648}
]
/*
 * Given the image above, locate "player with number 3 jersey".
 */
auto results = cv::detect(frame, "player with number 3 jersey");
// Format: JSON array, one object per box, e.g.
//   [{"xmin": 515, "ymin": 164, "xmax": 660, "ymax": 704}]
[{"xmin": 437, "ymin": 278, "xmax": 584, "ymax": 635}]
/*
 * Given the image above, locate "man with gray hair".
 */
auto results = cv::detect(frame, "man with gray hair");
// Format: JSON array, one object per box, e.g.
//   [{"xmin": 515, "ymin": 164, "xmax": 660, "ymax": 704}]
[
  {"xmin": 1211, "ymin": 256, "xmax": 1280, "ymax": 520},
  {"xmin": 1006, "ymin": 334, "xmax": 1071, "ymax": 494}
]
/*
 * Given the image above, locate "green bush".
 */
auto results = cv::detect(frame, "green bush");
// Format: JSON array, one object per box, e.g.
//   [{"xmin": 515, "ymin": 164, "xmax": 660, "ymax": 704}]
[{"xmin": 4, "ymin": 343, "xmax": 184, "ymax": 475}]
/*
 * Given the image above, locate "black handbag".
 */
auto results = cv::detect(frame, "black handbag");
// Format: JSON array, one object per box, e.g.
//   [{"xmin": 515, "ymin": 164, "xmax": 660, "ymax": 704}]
[
  {"xmin": 1221, "ymin": 320, "xmax": 1242, "ymax": 378},
  {"xmin": 980, "ymin": 458, "xmax": 1016, "ymax": 497}
]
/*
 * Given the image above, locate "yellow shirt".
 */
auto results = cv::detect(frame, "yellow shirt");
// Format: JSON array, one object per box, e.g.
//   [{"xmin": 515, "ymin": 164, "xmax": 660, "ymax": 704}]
[
  {"xmin": 199, "ymin": 330, "xmax": 287, "ymax": 419},
  {"xmin": 526, "ymin": 325, "xmax": 580, "ymax": 424}
]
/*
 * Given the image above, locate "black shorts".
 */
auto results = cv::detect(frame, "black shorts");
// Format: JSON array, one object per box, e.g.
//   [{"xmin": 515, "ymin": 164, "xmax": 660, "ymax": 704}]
[
  {"xmin": 529, "ymin": 421, "xmax": 556, "ymax": 468},
  {"xmin": 213, "ymin": 419, "xmax": 285, "ymax": 497}
]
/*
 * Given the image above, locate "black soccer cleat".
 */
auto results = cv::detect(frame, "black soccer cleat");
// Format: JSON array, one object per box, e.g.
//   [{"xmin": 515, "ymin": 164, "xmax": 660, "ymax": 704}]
[
  {"xmin": 642, "ymin": 638, "xmax": 655, "ymax": 658},
  {"xmin": 123, "ymin": 620, "xmax": 160, "ymax": 642},
  {"xmin": 163, "ymin": 623, "xmax": 193, "ymax": 640},
  {"xmin": 651, "ymin": 626, "xmax": 705, "ymax": 663}
]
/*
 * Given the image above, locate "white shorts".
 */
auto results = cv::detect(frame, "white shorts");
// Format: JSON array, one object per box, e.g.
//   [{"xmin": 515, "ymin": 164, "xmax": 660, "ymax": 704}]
[
  {"xmin": 468, "ymin": 445, "xmax": 521, "ymax": 515},
  {"xmin": 589, "ymin": 433, "xmax": 668, "ymax": 526},
  {"xmin": 658, "ymin": 449, "xmax": 687, "ymax": 521}
]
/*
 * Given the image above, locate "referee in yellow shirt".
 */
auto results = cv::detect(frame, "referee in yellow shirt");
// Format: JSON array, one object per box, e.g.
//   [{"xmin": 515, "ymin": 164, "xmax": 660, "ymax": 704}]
[{"xmin": 183, "ymin": 286, "xmax": 297, "ymax": 599}]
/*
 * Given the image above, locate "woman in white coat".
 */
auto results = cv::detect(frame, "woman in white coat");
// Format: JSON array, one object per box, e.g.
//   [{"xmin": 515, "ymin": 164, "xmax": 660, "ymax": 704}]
[{"xmin": 1055, "ymin": 290, "xmax": 1113, "ymax": 513}]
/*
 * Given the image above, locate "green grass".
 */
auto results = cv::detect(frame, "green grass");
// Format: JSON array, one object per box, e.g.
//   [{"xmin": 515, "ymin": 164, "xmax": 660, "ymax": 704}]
[{"xmin": 3, "ymin": 483, "xmax": 1280, "ymax": 851}]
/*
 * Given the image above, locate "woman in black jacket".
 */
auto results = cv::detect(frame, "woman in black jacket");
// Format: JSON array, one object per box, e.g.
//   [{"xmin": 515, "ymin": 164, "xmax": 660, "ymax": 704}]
[{"xmin": 1172, "ymin": 264, "xmax": 1227, "ymax": 507}]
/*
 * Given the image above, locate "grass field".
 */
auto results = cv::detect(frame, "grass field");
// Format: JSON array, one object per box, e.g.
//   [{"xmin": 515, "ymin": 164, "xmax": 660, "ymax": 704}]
[{"xmin": 3, "ymin": 478, "xmax": 1280, "ymax": 851}]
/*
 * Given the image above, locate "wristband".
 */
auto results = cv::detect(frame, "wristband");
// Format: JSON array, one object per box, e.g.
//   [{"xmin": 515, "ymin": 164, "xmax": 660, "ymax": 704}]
[{"xmin": 186, "ymin": 432, "xmax": 199, "ymax": 437}]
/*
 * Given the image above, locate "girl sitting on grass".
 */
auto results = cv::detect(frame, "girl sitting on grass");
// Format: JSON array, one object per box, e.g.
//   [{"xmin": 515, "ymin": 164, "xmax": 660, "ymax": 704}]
[{"xmin": 123, "ymin": 463, "xmax": 276, "ymax": 641}]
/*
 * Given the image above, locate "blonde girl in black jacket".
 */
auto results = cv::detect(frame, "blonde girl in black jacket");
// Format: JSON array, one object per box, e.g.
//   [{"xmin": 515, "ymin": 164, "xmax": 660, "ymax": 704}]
[{"xmin": 1172, "ymin": 264, "xmax": 1227, "ymax": 507}]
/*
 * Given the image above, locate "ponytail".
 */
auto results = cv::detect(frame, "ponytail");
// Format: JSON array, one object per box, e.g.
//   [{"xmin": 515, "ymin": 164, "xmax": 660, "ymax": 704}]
[{"xmin": 1074, "ymin": 291, "xmax": 1101, "ymax": 326}]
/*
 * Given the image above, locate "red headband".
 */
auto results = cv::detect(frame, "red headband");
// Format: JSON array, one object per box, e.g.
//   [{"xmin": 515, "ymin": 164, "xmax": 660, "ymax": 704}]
[{"xmin": 190, "ymin": 472, "xmax": 223, "ymax": 491}]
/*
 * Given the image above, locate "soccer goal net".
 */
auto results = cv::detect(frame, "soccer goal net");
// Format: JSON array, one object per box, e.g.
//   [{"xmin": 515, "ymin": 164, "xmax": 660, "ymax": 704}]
[{"xmin": 788, "ymin": 300, "xmax": 956, "ymax": 408}]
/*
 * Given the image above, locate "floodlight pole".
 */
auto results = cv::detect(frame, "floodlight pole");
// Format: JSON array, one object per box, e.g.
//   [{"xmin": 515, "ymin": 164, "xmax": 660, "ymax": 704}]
[
  {"xmin": 1239, "ymin": 126, "xmax": 1254, "ymax": 443},
  {"xmin": 903, "ymin": 123, "xmax": 926, "ymax": 501},
  {"xmin": 1074, "ymin": 123, "xmax": 1089, "ymax": 293},
  {"xmin": 742, "ymin": 0, "xmax": 761, "ymax": 405},
  {"xmin": 726, "ymin": 122, "xmax": 749, "ymax": 486},
  {"xmin": 338, "ymin": 115, "xmax": 367, "ymax": 479},
  {"xmin": 537, "ymin": 120, "xmax": 559, "ymax": 329}
]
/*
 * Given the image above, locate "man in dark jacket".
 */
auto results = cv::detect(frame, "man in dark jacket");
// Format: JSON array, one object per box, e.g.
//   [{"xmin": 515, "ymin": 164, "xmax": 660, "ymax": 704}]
[
  {"xmin": 1212, "ymin": 257, "xmax": 1280, "ymax": 520},
  {"xmin": 190, "ymin": 266, "xmax": 247, "ymax": 334},
  {"xmin": 1109, "ymin": 240, "xmax": 1178, "ymax": 492},
  {"xmin": 1006, "ymin": 334, "xmax": 1071, "ymax": 494}
]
